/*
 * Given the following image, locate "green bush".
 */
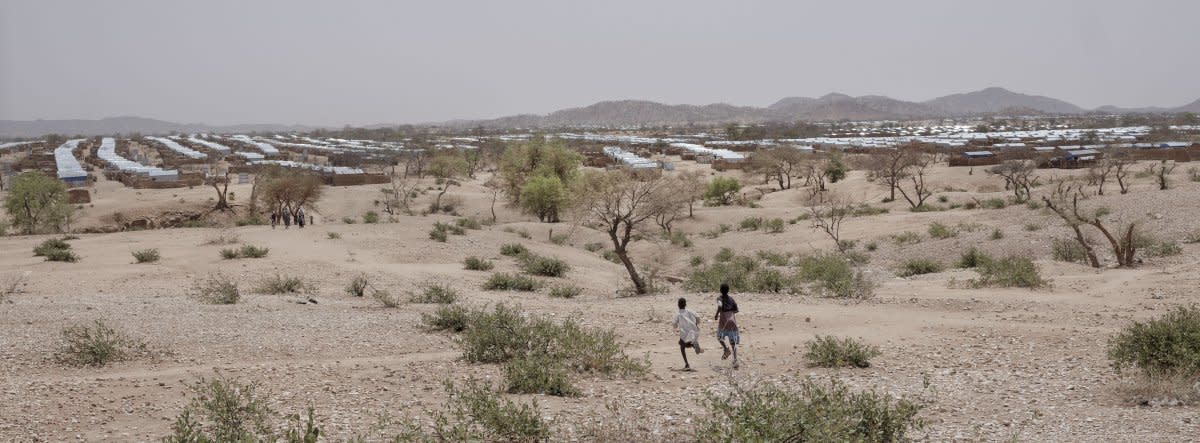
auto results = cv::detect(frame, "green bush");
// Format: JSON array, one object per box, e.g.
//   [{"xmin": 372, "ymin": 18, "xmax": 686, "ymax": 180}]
[
  {"xmin": 33, "ymin": 238, "xmax": 71, "ymax": 256},
  {"xmin": 970, "ymin": 256, "xmax": 1046, "ymax": 288},
  {"xmin": 463, "ymin": 256, "xmax": 495, "ymax": 271},
  {"xmin": 345, "ymin": 274, "xmax": 370, "ymax": 297},
  {"xmin": 689, "ymin": 255, "xmax": 706, "ymax": 267},
  {"xmin": 897, "ymin": 258, "xmax": 944, "ymax": 277},
  {"xmin": 55, "ymin": 319, "xmax": 145, "ymax": 367},
  {"xmin": 458, "ymin": 304, "xmax": 648, "ymax": 376},
  {"xmin": 739, "ymin": 217, "xmax": 762, "ymax": 231},
  {"xmin": 219, "ymin": 248, "xmax": 240, "ymax": 260},
  {"xmin": 865, "ymin": 241, "xmax": 879, "ymax": 252},
  {"xmin": 132, "ymin": 248, "xmax": 160, "ymax": 263},
  {"xmin": 668, "ymin": 231, "xmax": 693, "ymax": 248},
  {"xmin": 239, "ymin": 245, "xmax": 269, "ymax": 258},
  {"xmin": 695, "ymin": 377, "xmax": 923, "ymax": 443},
  {"xmin": 422, "ymin": 304, "xmax": 475, "ymax": 332},
  {"xmin": 1108, "ymin": 306, "xmax": 1200, "ymax": 377},
  {"xmin": 550, "ymin": 233, "xmax": 569, "ymax": 245},
  {"xmin": 44, "ymin": 247, "xmax": 79, "ymax": 262},
  {"xmin": 164, "ymin": 377, "xmax": 278, "ymax": 442},
  {"xmin": 429, "ymin": 227, "xmax": 449, "ymax": 242},
  {"xmin": 1051, "ymin": 238, "xmax": 1090, "ymax": 264},
  {"xmin": 583, "ymin": 242, "xmax": 605, "ymax": 252},
  {"xmin": 980, "ymin": 198, "xmax": 1008, "ymax": 209},
  {"xmin": 438, "ymin": 379, "xmax": 552, "ymax": 442},
  {"xmin": 927, "ymin": 222, "xmax": 957, "ymax": 239},
  {"xmin": 520, "ymin": 254, "xmax": 570, "ymax": 277},
  {"xmin": 686, "ymin": 254, "xmax": 797, "ymax": 294},
  {"xmin": 795, "ymin": 253, "xmax": 875, "ymax": 299},
  {"xmin": 192, "ymin": 273, "xmax": 240, "ymax": 304},
  {"xmin": 520, "ymin": 175, "xmax": 569, "ymax": 223},
  {"xmin": 255, "ymin": 274, "xmax": 310, "ymax": 294},
  {"xmin": 549, "ymin": 285, "xmax": 583, "ymax": 299},
  {"xmin": 342, "ymin": 216, "xmax": 356, "ymax": 224},
  {"xmin": 990, "ymin": 228, "xmax": 1005, "ymax": 240},
  {"xmin": 500, "ymin": 243, "xmax": 528, "ymax": 257},
  {"xmin": 957, "ymin": 247, "xmax": 990, "ymax": 269},
  {"xmin": 714, "ymin": 247, "xmax": 735, "ymax": 263},
  {"xmin": 412, "ymin": 283, "xmax": 459, "ymax": 304},
  {"xmin": 1023, "ymin": 223, "xmax": 1042, "ymax": 232},
  {"xmin": 483, "ymin": 273, "xmax": 542, "ymax": 291},
  {"xmin": 503, "ymin": 356, "xmax": 579, "ymax": 397},
  {"xmin": 704, "ymin": 177, "xmax": 741, "ymax": 205},
  {"xmin": 804, "ymin": 335, "xmax": 881, "ymax": 368},
  {"xmin": 456, "ymin": 217, "xmax": 482, "ymax": 230},
  {"xmin": 763, "ymin": 218, "xmax": 785, "ymax": 233},
  {"xmin": 362, "ymin": 211, "xmax": 380, "ymax": 224},
  {"xmin": 372, "ymin": 289, "xmax": 402, "ymax": 308}
]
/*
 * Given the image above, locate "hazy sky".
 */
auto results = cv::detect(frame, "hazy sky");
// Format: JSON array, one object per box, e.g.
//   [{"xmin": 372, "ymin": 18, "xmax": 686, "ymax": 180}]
[{"xmin": 2, "ymin": 0, "xmax": 1198, "ymax": 126}]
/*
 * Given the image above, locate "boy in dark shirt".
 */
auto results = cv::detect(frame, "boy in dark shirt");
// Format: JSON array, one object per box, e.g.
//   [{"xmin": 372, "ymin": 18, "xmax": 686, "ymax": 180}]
[{"xmin": 714, "ymin": 283, "xmax": 740, "ymax": 369}]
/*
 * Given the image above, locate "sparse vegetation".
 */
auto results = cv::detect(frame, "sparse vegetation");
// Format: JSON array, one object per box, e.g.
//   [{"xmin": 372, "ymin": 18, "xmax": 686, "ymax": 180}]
[
  {"xmin": 795, "ymin": 253, "xmax": 876, "ymax": 299},
  {"xmin": 192, "ymin": 273, "xmax": 240, "ymax": 304},
  {"xmin": 131, "ymin": 248, "xmax": 160, "ymax": 263},
  {"xmin": 345, "ymin": 274, "xmax": 370, "ymax": 297},
  {"xmin": 411, "ymin": 282, "xmax": 459, "ymax": 304},
  {"xmin": 695, "ymin": 377, "xmax": 923, "ymax": 443},
  {"xmin": 1052, "ymin": 238, "xmax": 1090, "ymax": 264},
  {"xmin": 326, "ymin": 231, "xmax": 341, "ymax": 239},
  {"xmin": 1136, "ymin": 233, "xmax": 1183, "ymax": 258},
  {"xmin": 372, "ymin": 289, "xmax": 402, "ymax": 308},
  {"xmin": 990, "ymin": 228, "xmax": 1005, "ymax": 240},
  {"xmin": 483, "ymin": 273, "xmax": 542, "ymax": 291},
  {"xmin": 255, "ymin": 274, "xmax": 310, "ymax": 294},
  {"xmin": 897, "ymin": 258, "xmax": 944, "ymax": 277},
  {"xmin": 1109, "ymin": 306, "xmax": 1200, "ymax": 378},
  {"xmin": 968, "ymin": 256, "xmax": 1046, "ymax": 289},
  {"xmin": 520, "ymin": 254, "xmax": 570, "ymax": 277},
  {"xmin": 55, "ymin": 319, "xmax": 145, "ymax": 367},
  {"xmin": 739, "ymin": 216, "xmax": 762, "ymax": 231},
  {"xmin": 763, "ymin": 218, "xmax": 785, "ymax": 233},
  {"xmin": 549, "ymin": 285, "xmax": 583, "ymax": 299},
  {"xmin": 362, "ymin": 210, "xmax": 380, "ymax": 224},
  {"xmin": 33, "ymin": 238, "xmax": 71, "ymax": 256},
  {"xmin": 422, "ymin": 304, "xmax": 474, "ymax": 332},
  {"xmin": 927, "ymin": 222, "xmax": 956, "ymax": 239},
  {"xmin": 162, "ymin": 377, "xmax": 320, "ymax": 443},
  {"xmin": 499, "ymin": 243, "xmax": 528, "ymax": 257},
  {"xmin": 704, "ymin": 176, "xmax": 741, "ymax": 205},
  {"xmin": 890, "ymin": 231, "xmax": 922, "ymax": 245},
  {"xmin": 503, "ymin": 356, "xmax": 580, "ymax": 397},
  {"xmin": 804, "ymin": 335, "xmax": 881, "ymax": 368},
  {"xmin": 957, "ymin": 247, "xmax": 989, "ymax": 269},
  {"xmin": 463, "ymin": 256, "xmax": 495, "ymax": 271},
  {"xmin": 203, "ymin": 230, "xmax": 241, "ymax": 245}
]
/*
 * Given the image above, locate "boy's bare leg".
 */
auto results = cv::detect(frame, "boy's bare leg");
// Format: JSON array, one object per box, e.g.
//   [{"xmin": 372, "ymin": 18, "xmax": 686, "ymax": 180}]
[
  {"xmin": 680, "ymin": 343, "xmax": 691, "ymax": 369},
  {"xmin": 718, "ymin": 338, "xmax": 730, "ymax": 360},
  {"xmin": 731, "ymin": 345, "xmax": 739, "ymax": 369}
]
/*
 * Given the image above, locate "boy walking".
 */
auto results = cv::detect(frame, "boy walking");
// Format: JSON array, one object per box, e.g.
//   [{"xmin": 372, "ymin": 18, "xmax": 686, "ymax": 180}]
[
  {"xmin": 714, "ymin": 283, "xmax": 740, "ymax": 369},
  {"xmin": 672, "ymin": 297, "xmax": 704, "ymax": 371}
]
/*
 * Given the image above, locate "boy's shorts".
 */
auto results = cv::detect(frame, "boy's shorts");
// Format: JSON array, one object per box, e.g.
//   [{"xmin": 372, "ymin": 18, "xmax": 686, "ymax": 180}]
[
  {"xmin": 717, "ymin": 330, "xmax": 740, "ymax": 345},
  {"xmin": 679, "ymin": 339, "xmax": 698, "ymax": 348}
]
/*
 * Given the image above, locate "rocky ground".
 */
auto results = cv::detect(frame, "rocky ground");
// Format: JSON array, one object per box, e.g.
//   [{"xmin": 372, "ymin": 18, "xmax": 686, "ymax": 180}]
[{"xmin": 2, "ymin": 161, "xmax": 1199, "ymax": 441}]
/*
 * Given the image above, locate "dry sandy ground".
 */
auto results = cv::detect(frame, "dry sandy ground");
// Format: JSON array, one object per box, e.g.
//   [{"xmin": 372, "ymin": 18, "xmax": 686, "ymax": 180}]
[{"xmin": 2, "ymin": 162, "xmax": 1200, "ymax": 442}]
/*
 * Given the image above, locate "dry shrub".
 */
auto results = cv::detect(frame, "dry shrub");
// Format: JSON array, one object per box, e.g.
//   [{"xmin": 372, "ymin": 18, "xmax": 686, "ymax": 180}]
[
  {"xmin": 55, "ymin": 319, "xmax": 146, "ymax": 367},
  {"xmin": 192, "ymin": 273, "xmax": 240, "ymax": 304},
  {"xmin": 132, "ymin": 248, "xmax": 160, "ymax": 263},
  {"xmin": 804, "ymin": 335, "xmax": 881, "ymax": 368},
  {"xmin": 203, "ymin": 229, "xmax": 241, "ymax": 245}
]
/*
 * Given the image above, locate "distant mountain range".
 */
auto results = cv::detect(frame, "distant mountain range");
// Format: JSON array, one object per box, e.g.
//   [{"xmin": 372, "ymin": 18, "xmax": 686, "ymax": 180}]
[
  {"xmin": 0, "ymin": 116, "xmax": 318, "ymax": 139},
  {"xmin": 3, "ymin": 88, "xmax": 1199, "ymax": 137},
  {"xmin": 455, "ymin": 87, "xmax": 1200, "ymax": 128}
]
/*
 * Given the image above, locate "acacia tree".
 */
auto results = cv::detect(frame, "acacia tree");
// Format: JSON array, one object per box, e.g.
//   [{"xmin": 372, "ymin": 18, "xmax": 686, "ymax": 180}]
[
  {"xmin": 896, "ymin": 153, "xmax": 933, "ymax": 210},
  {"xmin": 988, "ymin": 160, "xmax": 1040, "ymax": 202},
  {"xmin": 497, "ymin": 135, "xmax": 581, "ymax": 204},
  {"xmin": 866, "ymin": 148, "xmax": 911, "ymax": 202},
  {"xmin": 752, "ymin": 148, "xmax": 806, "ymax": 190},
  {"xmin": 428, "ymin": 150, "xmax": 468, "ymax": 212},
  {"xmin": 1043, "ymin": 194, "xmax": 1137, "ymax": 268},
  {"xmin": 3, "ymin": 172, "xmax": 72, "ymax": 234},
  {"xmin": 381, "ymin": 174, "xmax": 419, "ymax": 216},
  {"xmin": 1112, "ymin": 156, "xmax": 1134, "ymax": 194},
  {"xmin": 808, "ymin": 193, "xmax": 855, "ymax": 253},
  {"xmin": 207, "ymin": 172, "xmax": 232, "ymax": 211},
  {"xmin": 256, "ymin": 168, "xmax": 324, "ymax": 221},
  {"xmin": 574, "ymin": 170, "xmax": 676, "ymax": 295},
  {"xmin": 1087, "ymin": 158, "xmax": 1116, "ymax": 195}
]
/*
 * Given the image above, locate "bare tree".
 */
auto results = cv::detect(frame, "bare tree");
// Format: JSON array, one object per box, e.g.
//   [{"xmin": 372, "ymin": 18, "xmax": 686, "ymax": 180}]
[
  {"xmin": 896, "ymin": 153, "xmax": 933, "ymax": 209},
  {"xmin": 988, "ymin": 160, "xmax": 1040, "ymax": 202},
  {"xmin": 484, "ymin": 177, "xmax": 505, "ymax": 223},
  {"xmin": 206, "ymin": 172, "xmax": 232, "ymax": 211},
  {"xmin": 1043, "ymin": 194, "xmax": 1138, "ymax": 268},
  {"xmin": 1147, "ymin": 160, "xmax": 1177, "ymax": 191},
  {"xmin": 1087, "ymin": 158, "xmax": 1116, "ymax": 195},
  {"xmin": 428, "ymin": 151, "xmax": 468, "ymax": 212},
  {"xmin": 865, "ymin": 147, "xmax": 911, "ymax": 202},
  {"xmin": 381, "ymin": 174, "xmax": 419, "ymax": 216},
  {"xmin": 573, "ymin": 170, "xmax": 677, "ymax": 295},
  {"xmin": 809, "ymin": 193, "xmax": 855, "ymax": 253}
]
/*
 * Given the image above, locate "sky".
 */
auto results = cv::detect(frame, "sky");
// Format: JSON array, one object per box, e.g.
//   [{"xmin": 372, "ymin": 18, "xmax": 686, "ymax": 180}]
[{"xmin": 2, "ymin": 0, "xmax": 1198, "ymax": 127}]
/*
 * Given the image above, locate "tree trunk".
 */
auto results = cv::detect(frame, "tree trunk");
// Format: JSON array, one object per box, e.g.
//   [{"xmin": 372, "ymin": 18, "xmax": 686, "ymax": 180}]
[{"xmin": 610, "ymin": 226, "xmax": 646, "ymax": 294}]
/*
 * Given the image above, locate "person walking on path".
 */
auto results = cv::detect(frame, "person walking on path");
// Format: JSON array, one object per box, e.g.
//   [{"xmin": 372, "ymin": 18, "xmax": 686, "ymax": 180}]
[
  {"xmin": 270, "ymin": 212, "xmax": 278, "ymax": 229},
  {"xmin": 672, "ymin": 297, "xmax": 704, "ymax": 371},
  {"xmin": 296, "ymin": 207, "xmax": 306, "ymax": 228},
  {"xmin": 283, "ymin": 210, "xmax": 291, "ymax": 229},
  {"xmin": 714, "ymin": 283, "xmax": 740, "ymax": 369}
]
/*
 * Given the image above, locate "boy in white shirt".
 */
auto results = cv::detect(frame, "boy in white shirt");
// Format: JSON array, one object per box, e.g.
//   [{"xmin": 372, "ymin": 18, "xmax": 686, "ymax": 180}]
[{"xmin": 672, "ymin": 297, "xmax": 704, "ymax": 371}]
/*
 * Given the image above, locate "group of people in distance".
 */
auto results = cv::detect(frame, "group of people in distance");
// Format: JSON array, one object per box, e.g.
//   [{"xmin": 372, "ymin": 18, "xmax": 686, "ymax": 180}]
[
  {"xmin": 673, "ymin": 282, "xmax": 740, "ymax": 371},
  {"xmin": 269, "ymin": 207, "xmax": 309, "ymax": 229}
]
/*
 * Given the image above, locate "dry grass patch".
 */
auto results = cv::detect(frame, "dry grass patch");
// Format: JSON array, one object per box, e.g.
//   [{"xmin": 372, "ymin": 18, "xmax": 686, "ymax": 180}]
[
  {"xmin": 55, "ymin": 319, "xmax": 146, "ymax": 367},
  {"xmin": 192, "ymin": 273, "xmax": 240, "ymax": 304}
]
